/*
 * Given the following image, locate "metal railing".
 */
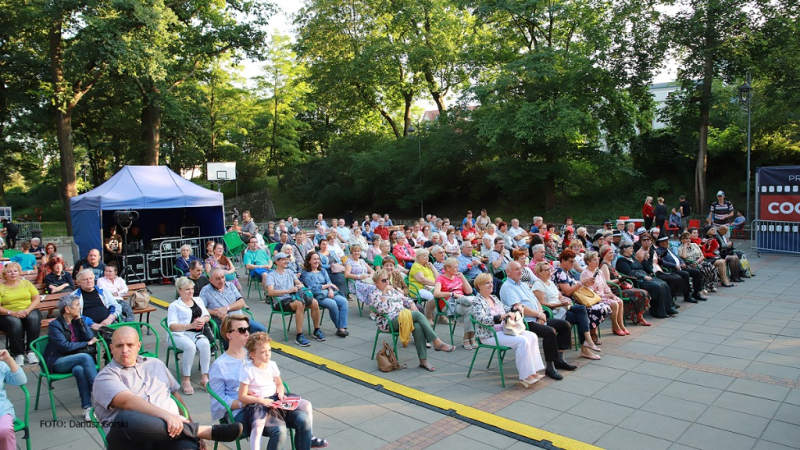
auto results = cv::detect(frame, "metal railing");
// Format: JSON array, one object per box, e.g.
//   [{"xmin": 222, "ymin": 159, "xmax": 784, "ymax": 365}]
[
  {"xmin": 155, "ymin": 234, "xmax": 224, "ymax": 279},
  {"xmin": 15, "ymin": 222, "xmax": 42, "ymax": 240},
  {"xmin": 751, "ymin": 220, "xmax": 800, "ymax": 255}
]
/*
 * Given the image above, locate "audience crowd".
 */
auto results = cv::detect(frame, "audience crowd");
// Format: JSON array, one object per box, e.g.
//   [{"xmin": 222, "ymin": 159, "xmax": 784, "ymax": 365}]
[{"xmin": 0, "ymin": 197, "xmax": 755, "ymax": 449}]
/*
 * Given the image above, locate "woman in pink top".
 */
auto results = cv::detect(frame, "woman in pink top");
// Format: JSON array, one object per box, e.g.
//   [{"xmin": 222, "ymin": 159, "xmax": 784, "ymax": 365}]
[
  {"xmin": 581, "ymin": 251, "xmax": 628, "ymax": 336},
  {"xmin": 433, "ymin": 258, "xmax": 476, "ymax": 349},
  {"xmin": 392, "ymin": 236, "xmax": 416, "ymax": 269}
]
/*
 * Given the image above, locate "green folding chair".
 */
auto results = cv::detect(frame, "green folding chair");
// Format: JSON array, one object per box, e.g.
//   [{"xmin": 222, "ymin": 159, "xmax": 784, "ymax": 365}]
[
  {"xmin": 91, "ymin": 395, "xmax": 188, "ymax": 447},
  {"xmin": 466, "ymin": 317, "xmax": 512, "ymax": 387},
  {"xmin": 247, "ymin": 274, "xmax": 265, "ymax": 301},
  {"xmin": 267, "ymin": 293, "xmax": 322, "ymax": 342},
  {"xmin": 161, "ymin": 318, "xmax": 219, "ymax": 379},
  {"xmin": 13, "ymin": 385, "xmax": 31, "ymax": 450},
  {"xmin": 30, "ymin": 335, "xmax": 102, "ymax": 421},
  {"xmin": 347, "ymin": 279, "xmax": 363, "ymax": 317},
  {"xmin": 370, "ymin": 306, "xmax": 399, "ymax": 359}
]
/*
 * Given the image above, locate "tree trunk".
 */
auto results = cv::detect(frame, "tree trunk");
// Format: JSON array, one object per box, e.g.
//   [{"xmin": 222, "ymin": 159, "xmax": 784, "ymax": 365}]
[
  {"xmin": 424, "ymin": 72, "xmax": 446, "ymax": 116},
  {"xmin": 142, "ymin": 98, "xmax": 161, "ymax": 165},
  {"xmin": 50, "ymin": 15, "xmax": 77, "ymax": 235},
  {"xmin": 402, "ymin": 90, "xmax": 413, "ymax": 137},
  {"xmin": 56, "ymin": 109, "xmax": 77, "ymax": 235},
  {"xmin": 695, "ymin": 50, "xmax": 714, "ymax": 211},
  {"xmin": 545, "ymin": 153, "xmax": 557, "ymax": 210}
]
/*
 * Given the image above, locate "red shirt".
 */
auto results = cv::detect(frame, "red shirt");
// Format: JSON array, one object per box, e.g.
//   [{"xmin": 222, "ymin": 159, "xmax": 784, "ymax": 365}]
[
  {"xmin": 375, "ymin": 226, "xmax": 390, "ymax": 241},
  {"xmin": 642, "ymin": 203, "xmax": 655, "ymax": 219},
  {"xmin": 461, "ymin": 227, "xmax": 478, "ymax": 244},
  {"xmin": 702, "ymin": 239, "xmax": 719, "ymax": 258}
]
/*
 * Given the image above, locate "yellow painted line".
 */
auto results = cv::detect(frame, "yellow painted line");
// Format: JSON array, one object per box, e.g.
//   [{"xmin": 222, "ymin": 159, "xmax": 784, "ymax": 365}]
[
  {"xmin": 149, "ymin": 296, "xmax": 169, "ymax": 308},
  {"xmin": 272, "ymin": 342, "xmax": 603, "ymax": 450}
]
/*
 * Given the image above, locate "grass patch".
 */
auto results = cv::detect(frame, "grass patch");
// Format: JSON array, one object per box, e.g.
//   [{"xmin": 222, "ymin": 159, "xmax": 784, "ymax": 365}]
[{"xmin": 42, "ymin": 222, "xmax": 68, "ymax": 237}]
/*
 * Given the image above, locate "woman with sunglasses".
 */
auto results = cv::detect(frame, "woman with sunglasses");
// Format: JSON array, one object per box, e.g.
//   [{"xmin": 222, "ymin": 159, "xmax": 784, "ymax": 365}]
[
  {"xmin": 208, "ymin": 315, "xmax": 329, "ymax": 450},
  {"xmin": 370, "ymin": 269, "xmax": 454, "ymax": 372}
]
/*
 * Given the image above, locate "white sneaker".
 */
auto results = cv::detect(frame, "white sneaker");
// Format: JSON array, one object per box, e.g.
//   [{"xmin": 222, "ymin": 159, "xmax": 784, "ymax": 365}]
[
  {"xmin": 14, "ymin": 355, "xmax": 24, "ymax": 367},
  {"xmin": 26, "ymin": 352, "xmax": 38, "ymax": 365},
  {"xmin": 83, "ymin": 407, "xmax": 92, "ymax": 422}
]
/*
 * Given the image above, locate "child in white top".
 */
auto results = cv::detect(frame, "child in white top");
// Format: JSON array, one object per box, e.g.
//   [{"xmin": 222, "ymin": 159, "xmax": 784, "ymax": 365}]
[{"xmin": 238, "ymin": 332, "xmax": 283, "ymax": 450}]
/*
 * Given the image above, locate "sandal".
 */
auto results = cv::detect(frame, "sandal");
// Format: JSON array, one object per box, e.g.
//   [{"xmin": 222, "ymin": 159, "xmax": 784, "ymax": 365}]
[
  {"xmin": 434, "ymin": 343, "xmax": 456, "ymax": 352},
  {"xmin": 462, "ymin": 339, "xmax": 473, "ymax": 350},
  {"xmin": 181, "ymin": 382, "xmax": 194, "ymax": 396},
  {"xmin": 419, "ymin": 361, "xmax": 436, "ymax": 372},
  {"xmin": 470, "ymin": 338, "xmax": 478, "ymax": 348}
]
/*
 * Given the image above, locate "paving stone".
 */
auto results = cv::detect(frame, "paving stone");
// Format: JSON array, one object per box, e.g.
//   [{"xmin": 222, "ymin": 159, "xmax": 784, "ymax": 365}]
[
  {"xmin": 425, "ymin": 431, "xmax": 504, "ymax": 450},
  {"xmin": 657, "ymin": 347, "xmax": 706, "ymax": 364},
  {"xmin": 631, "ymin": 361, "xmax": 687, "ymax": 380},
  {"xmin": 774, "ymin": 403, "xmax": 800, "ymax": 426},
  {"xmin": 495, "ymin": 400, "xmax": 562, "ymax": 428},
  {"xmin": 697, "ymin": 406, "xmax": 770, "ymax": 438},
  {"xmin": 617, "ymin": 410, "xmax": 692, "ymax": 441},
  {"xmin": 522, "ymin": 388, "xmax": 587, "ymax": 412},
  {"xmin": 784, "ymin": 389, "xmax": 800, "ymax": 406},
  {"xmin": 566, "ymin": 397, "xmax": 636, "ymax": 426},
  {"xmin": 675, "ymin": 369, "xmax": 736, "ymax": 389},
  {"xmin": 356, "ymin": 411, "xmax": 428, "ymax": 442},
  {"xmin": 660, "ymin": 381, "xmax": 723, "ymax": 405},
  {"xmin": 712, "ymin": 391, "xmax": 782, "ymax": 419},
  {"xmin": 590, "ymin": 353, "xmax": 643, "ymax": 371},
  {"xmin": 617, "ymin": 341, "xmax": 666, "ymax": 355},
  {"xmin": 746, "ymin": 361, "xmax": 800, "ymax": 380},
  {"xmin": 751, "ymin": 440, "xmax": 799, "ymax": 450},
  {"xmin": 677, "ymin": 423, "xmax": 757, "ymax": 450},
  {"xmin": 591, "ymin": 383, "xmax": 657, "ymax": 409},
  {"xmin": 761, "ymin": 420, "xmax": 800, "ymax": 448},
  {"xmin": 457, "ymin": 425, "xmax": 518, "ymax": 449},
  {"xmin": 325, "ymin": 425, "xmax": 390, "ymax": 450},
  {"xmin": 727, "ymin": 378, "xmax": 791, "ymax": 402},
  {"xmin": 669, "ymin": 338, "xmax": 718, "ymax": 353},
  {"xmin": 571, "ymin": 364, "xmax": 629, "ymax": 383},
  {"xmin": 549, "ymin": 375, "xmax": 609, "ymax": 397},
  {"xmin": 544, "ymin": 413, "xmax": 614, "ymax": 444},
  {"xmin": 696, "ymin": 354, "xmax": 752, "ymax": 371},
  {"xmin": 594, "ymin": 427, "xmax": 672, "ymax": 450},
  {"xmin": 710, "ymin": 344, "xmax": 762, "ymax": 360},
  {"xmin": 641, "ymin": 394, "xmax": 710, "ymax": 422}
]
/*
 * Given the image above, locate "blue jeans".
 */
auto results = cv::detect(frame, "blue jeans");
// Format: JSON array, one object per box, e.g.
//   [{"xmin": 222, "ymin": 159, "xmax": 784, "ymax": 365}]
[
  {"xmin": 234, "ymin": 407, "xmax": 312, "ymax": 450},
  {"xmin": 564, "ymin": 304, "xmax": 590, "ymax": 344},
  {"xmin": 315, "ymin": 293, "xmax": 349, "ymax": 329},
  {"xmin": 53, "ymin": 353, "xmax": 97, "ymax": 409}
]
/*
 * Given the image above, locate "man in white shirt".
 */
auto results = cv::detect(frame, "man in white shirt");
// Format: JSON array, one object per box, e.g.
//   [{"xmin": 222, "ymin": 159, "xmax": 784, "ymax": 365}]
[
  {"xmin": 507, "ymin": 219, "xmax": 529, "ymax": 248},
  {"xmin": 336, "ymin": 219, "xmax": 351, "ymax": 243}
]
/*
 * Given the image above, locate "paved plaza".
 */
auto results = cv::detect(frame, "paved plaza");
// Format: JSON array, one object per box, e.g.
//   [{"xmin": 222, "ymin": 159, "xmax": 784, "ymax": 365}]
[{"xmin": 9, "ymin": 242, "xmax": 800, "ymax": 449}]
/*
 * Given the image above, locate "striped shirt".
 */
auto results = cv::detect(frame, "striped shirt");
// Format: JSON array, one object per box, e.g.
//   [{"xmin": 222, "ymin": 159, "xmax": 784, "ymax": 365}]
[{"xmin": 710, "ymin": 201, "xmax": 734, "ymax": 225}]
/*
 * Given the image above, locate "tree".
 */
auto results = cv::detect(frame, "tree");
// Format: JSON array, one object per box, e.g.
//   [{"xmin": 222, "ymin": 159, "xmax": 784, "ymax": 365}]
[
  {"xmin": 663, "ymin": 0, "xmax": 753, "ymax": 210},
  {"xmin": 465, "ymin": 0, "xmax": 663, "ymax": 209}
]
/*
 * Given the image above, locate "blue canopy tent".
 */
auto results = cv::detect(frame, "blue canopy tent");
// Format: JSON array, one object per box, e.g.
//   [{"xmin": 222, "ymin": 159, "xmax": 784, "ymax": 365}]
[{"xmin": 70, "ymin": 166, "xmax": 225, "ymax": 258}]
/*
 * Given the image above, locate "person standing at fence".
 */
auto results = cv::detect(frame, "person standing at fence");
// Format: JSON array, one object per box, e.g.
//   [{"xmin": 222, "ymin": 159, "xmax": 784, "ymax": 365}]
[{"xmin": 1, "ymin": 220, "xmax": 17, "ymax": 250}]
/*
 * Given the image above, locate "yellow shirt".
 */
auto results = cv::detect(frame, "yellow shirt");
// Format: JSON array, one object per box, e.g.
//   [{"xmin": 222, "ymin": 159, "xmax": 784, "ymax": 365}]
[
  {"xmin": 0, "ymin": 279, "xmax": 37, "ymax": 311},
  {"xmin": 409, "ymin": 263, "xmax": 434, "ymax": 293}
]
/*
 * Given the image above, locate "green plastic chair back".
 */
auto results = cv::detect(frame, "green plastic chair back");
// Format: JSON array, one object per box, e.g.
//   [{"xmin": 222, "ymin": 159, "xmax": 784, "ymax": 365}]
[
  {"xmin": 100, "ymin": 322, "xmax": 160, "ymax": 359},
  {"xmin": 466, "ymin": 317, "xmax": 512, "ymax": 387},
  {"xmin": 13, "ymin": 385, "xmax": 31, "ymax": 450},
  {"xmin": 222, "ymin": 231, "xmax": 247, "ymax": 258},
  {"xmin": 369, "ymin": 306, "xmax": 399, "ymax": 359},
  {"xmin": 266, "ymin": 294, "xmax": 321, "ymax": 342}
]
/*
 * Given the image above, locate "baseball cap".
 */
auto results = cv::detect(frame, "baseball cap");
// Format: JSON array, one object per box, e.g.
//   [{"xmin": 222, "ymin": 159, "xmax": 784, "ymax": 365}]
[
  {"xmin": 273, "ymin": 252, "xmax": 289, "ymax": 261},
  {"xmin": 657, "ymin": 236, "xmax": 669, "ymax": 242},
  {"xmin": 716, "ymin": 190, "xmax": 725, "ymax": 196},
  {"xmin": 636, "ymin": 227, "xmax": 648, "ymax": 236}
]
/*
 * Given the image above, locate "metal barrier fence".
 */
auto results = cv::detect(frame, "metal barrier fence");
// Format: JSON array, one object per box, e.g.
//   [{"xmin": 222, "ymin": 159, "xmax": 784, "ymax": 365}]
[
  {"xmin": 751, "ymin": 220, "xmax": 800, "ymax": 255},
  {"xmin": 15, "ymin": 222, "xmax": 42, "ymax": 240},
  {"xmin": 155, "ymin": 234, "xmax": 224, "ymax": 280}
]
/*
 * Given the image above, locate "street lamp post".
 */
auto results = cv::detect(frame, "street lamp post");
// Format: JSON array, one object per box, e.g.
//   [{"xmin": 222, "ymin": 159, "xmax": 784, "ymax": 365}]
[
  {"xmin": 738, "ymin": 75, "xmax": 753, "ymax": 226},
  {"xmin": 408, "ymin": 124, "xmax": 423, "ymax": 217}
]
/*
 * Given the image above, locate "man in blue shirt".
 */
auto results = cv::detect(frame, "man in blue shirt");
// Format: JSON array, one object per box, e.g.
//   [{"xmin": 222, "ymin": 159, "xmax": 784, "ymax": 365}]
[
  {"xmin": 499, "ymin": 261, "xmax": 575, "ymax": 380},
  {"xmin": 456, "ymin": 242, "xmax": 483, "ymax": 280},
  {"xmin": 243, "ymin": 237, "xmax": 272, "ymax": 290}
]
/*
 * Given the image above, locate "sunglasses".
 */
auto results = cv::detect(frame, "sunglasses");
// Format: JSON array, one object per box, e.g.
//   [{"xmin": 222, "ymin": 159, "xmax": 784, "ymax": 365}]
[
  {"xmin": 380, "ymin": 278, "xmax": 388, "ymax": 283},
  {"xmin": 235, "ymin": 327, "xmax": 251, "ymax": 334},
  {"xmin": 641, "ymin": 238, "xmax": 651, "ymax": 242}
]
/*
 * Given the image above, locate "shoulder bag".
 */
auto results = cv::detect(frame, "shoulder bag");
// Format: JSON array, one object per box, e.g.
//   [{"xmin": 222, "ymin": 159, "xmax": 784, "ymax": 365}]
[
  {"xmin": 376, "ymin": 340, "xmax": 405, "ymax": 372},
  {"xmin": 572, "ymin": 286, "xmax": 602, "ymax": 307},
  {"xmin": 130, "ymin": 289, "xmax": 151, "ymax": 310},
  {"xmin": 502, "ymin": 311, "xmax": 526, "ymax": 336}
]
